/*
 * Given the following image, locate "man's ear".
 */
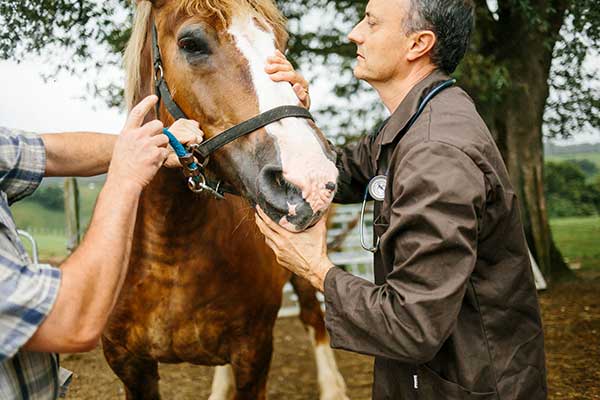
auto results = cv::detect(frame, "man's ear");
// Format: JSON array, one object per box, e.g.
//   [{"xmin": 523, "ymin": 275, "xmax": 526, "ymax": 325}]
[{"xmin": 407, "ymin": 30, "xmax": 436, "ymax": 62}]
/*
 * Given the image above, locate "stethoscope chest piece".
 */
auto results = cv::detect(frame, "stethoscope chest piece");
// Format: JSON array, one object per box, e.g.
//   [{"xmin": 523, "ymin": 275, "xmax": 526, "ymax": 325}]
[
  {"xmin": 367, "ymin": 175, "xmax": 387, "ymax": 202},
  {"xmin": 360, "ymin": 175, "xmax": 387, "ymax": 253}
]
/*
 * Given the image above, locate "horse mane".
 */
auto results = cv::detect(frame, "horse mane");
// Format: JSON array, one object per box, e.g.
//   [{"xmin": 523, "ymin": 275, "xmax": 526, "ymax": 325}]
[{"xmin": 124, "ymin": 0, "xmax": 288, "ymax": 110}]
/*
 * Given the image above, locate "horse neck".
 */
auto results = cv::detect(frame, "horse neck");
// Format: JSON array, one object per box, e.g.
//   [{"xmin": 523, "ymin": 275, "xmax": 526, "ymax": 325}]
[{"xmin": 137, "ymin": 168, "xmax": 252, "ymax": 240}]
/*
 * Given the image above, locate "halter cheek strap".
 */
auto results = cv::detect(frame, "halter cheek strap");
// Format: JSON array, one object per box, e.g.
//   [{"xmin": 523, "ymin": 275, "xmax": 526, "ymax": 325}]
[{"xmin": 152, "ymin": 25, "xmax": 188, "ymax": 121}]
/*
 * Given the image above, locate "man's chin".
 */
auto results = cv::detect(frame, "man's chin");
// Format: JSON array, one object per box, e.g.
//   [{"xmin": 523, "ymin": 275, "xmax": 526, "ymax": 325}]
[{"xmin": 353, "ymin": 66, "xmax": 367, "ymax": 80}]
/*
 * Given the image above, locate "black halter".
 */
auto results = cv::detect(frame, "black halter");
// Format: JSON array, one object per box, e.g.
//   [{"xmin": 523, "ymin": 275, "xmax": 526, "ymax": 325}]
[{"xmin": 151, "ymin": 24, "xmax": 314, "ymax": 197}]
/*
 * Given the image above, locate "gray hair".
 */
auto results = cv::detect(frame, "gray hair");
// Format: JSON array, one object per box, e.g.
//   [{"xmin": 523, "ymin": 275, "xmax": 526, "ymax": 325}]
[{"xmin": 403, "ymin": 0, "xmax": 474, "ymax": 73}]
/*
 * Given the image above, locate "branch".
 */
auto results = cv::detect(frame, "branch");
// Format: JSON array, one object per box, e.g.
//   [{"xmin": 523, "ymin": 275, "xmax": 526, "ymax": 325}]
[{"xmin": 473, "ymin": 0, "xmax": 499, "ymax": 56}]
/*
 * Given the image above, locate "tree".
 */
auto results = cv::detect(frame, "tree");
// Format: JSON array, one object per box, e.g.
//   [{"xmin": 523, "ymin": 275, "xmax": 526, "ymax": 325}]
[
  {"xmin": 544, "ymin": 161, "xmax": 600, "ymax": 217},
  {"xmin": 2, "ymin": 0, "xmax": 598, "ymax": 281},
  {"xmin": 277, "ymin": 0, "xmax": 600, "ymax": 282}
]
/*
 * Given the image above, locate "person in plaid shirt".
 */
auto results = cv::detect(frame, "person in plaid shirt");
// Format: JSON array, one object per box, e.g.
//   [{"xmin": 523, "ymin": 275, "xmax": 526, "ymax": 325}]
[{"xmin": 0, "ymin": 95, "xmax": 202, "ymax": 399}]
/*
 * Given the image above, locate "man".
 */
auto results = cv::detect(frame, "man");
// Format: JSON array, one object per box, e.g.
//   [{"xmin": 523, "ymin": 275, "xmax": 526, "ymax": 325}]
[
  {"xmin": 256, "ymin": 0, "xmax": 547, "ymax": 398},
  {"xmin": 0, "ymin": 95, "xmax": 202, "ymax": 399}
]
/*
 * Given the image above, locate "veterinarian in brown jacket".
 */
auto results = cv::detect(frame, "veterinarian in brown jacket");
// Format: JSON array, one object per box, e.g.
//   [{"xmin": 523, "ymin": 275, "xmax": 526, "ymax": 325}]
[{"xmin": 257, "ymin": 0, "xmax": 547, "ymax": 398}]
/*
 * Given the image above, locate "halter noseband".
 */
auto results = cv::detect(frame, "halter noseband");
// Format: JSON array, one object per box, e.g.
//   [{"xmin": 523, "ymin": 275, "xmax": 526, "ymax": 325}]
[{"xmin": 151, "ymin": 24, "xmax": 314, "ymax": 198}]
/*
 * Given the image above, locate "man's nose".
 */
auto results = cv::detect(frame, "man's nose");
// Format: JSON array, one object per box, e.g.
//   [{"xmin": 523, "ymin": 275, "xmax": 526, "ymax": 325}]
[{"xmin": 347, "ymin": 24, "xmax": 363, "ymax": 44}]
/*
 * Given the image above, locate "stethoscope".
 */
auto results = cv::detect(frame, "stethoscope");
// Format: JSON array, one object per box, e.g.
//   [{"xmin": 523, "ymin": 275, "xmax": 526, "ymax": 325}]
[{"xmin": 360, "ymin": 78, "xmax": 456, "ymax": 253}]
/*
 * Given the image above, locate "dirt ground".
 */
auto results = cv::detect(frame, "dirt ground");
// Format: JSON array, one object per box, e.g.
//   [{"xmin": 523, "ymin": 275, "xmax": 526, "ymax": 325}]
[{"xmin": 61, "ymin": 272, "xmax": 600, "ymax": 399}]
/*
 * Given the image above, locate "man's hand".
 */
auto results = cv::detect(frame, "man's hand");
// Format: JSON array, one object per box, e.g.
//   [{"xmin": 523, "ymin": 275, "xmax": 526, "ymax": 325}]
[
  {"xmin": 255, "ymin": 207, "xmax": 333, "ymax": 291},
  {"xmin": 108, "ymin": 95, "xmax": 169, "ymax": 191},
  {"xmin": 164, "ymin": 119, "xmax": 204, "ymax": 168},
  {"xmin": 265, "ymin": 50, "xmax": 311, "ymax": 109}
]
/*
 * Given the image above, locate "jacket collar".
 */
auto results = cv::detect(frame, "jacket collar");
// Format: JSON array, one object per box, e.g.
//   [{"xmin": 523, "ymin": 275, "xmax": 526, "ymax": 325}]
[{"xmin": 379, "ymin": 69, "xmax": 450, "ymax": 146}]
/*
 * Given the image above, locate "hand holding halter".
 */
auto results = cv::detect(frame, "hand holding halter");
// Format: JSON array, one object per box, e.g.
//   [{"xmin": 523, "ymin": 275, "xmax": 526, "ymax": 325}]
[{"xmin": 162, "ymin": 128, "xmax": 225, "ymax": 199}]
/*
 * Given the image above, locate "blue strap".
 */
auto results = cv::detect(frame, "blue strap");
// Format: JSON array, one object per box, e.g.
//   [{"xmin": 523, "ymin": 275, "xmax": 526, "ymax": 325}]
[
  {"xmin": 163, "ymin": 127, "xmax": 202, "ymax": 174},
  {"xmin": 162, "ymin": 128, "xmax": 187, "ymax": 158}
]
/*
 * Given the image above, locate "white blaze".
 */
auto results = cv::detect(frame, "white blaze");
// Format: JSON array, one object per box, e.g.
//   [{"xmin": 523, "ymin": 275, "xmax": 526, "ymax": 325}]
[{"xmin": 228, "ymin": 14, "xmax": 338, "ymax": 215}]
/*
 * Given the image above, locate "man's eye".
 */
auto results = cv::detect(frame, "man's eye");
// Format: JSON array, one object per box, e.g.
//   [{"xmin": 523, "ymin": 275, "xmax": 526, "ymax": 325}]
[{"xmin": 178, "ymin": 37, "xmax": 210, "ymax": 54}]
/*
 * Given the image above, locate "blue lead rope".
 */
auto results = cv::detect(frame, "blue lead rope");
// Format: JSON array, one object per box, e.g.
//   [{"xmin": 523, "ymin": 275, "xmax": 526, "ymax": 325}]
[
  {"xmin": 163, "ymin": 127, "xmax": 201, "ymax": 171},
  {"xmin": 163, "ymin": 128, "xmax": 187, "ymax": 158}
]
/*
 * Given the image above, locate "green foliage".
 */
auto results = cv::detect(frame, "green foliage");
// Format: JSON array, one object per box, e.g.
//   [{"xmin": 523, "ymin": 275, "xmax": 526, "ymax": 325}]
[
  {"xmin": 544, "ymin": 0, "xmax": 600, "ymax": 139},
  {"xmin": 29, "ymin": 185, "xmax": 64, "ymax": 211},
  {"xmin": 565, "ymin": 159, "xmax": 598, "ymax": 178},
  {"xmin": 1, "ymin": 0, "xmax": 597, "ymax": 141},
  {"xmin": 544, "ymin": 161, "xmax": 600, "ymax": 217}
]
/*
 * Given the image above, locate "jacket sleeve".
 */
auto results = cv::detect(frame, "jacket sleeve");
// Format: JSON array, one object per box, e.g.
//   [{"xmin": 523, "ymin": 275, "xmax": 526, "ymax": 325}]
[
  {"xmin": 323, "ymin": 141, "xmax": 485, "ymax": 363},
  {"xmin": 332, "ymin": 134, "xmax": 377, "ymax": 204}
]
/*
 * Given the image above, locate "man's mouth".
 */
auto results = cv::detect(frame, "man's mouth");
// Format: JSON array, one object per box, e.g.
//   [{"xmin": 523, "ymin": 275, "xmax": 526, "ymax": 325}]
[{"xmin": 357, "ymin": 53, "xmax": 365, "ymax": 59}]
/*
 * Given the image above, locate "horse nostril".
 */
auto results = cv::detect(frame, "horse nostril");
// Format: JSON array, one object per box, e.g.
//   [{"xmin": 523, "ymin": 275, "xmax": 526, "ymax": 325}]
[{"xmin": 325, "ymin": 182, "xmax": 337, "ymax": 191}]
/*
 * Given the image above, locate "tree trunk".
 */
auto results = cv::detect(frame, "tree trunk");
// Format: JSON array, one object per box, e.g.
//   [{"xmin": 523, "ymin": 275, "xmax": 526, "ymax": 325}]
[{"xmin": 483, "ymin": 13, "xmax": 574, "ymax": 283}]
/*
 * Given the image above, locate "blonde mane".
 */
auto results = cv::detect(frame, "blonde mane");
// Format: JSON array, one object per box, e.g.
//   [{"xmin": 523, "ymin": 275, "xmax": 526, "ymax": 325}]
[{"xmin": 124, "ymin": 0, "xmax": 288, "ymax": 110}]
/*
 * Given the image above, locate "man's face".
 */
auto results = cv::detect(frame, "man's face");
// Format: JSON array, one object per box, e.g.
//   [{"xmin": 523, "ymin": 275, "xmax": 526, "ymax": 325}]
[{"xmin": 348, "ymin": 0, "xmax": 411, "ymax": 83}]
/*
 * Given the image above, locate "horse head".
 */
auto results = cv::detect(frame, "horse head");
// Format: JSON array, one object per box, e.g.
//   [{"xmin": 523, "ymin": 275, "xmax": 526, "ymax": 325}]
[{"xmin": 125, "ymin": 0, "xmax": 339, "ymax": 232}]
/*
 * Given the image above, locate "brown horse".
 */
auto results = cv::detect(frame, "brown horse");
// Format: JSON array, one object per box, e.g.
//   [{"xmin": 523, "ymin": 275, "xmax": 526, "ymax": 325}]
[{"xmin": 101, "ymin": 1, "xmax": 348, "ymax": 399}]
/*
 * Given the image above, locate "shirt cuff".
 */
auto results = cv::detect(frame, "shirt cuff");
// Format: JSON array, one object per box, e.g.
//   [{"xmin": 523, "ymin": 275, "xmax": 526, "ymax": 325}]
[
  {"xmin": 17, "ymin": 134, "xmax": 46, "ymax": 200},
  {"xmin": 0, "ymin": 264, "xmax": 61, "ymax": 361},
  {"xmin": 4, "ymin": 133, "xmax": 47, "ymax": 204}
]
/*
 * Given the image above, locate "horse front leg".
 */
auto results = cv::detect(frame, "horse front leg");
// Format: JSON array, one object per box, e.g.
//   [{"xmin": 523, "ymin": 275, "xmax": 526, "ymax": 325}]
[
  {"xmin": 208, "ymin": 364, "xmax": 236, "ymax": 400},
  {"xmin": 228, "ymin": 330, "xmax": 274, "ymax": 400},
  {"xmin": 290, "ymin": 274, "xmax": 349, "ymax": 400},
  {"xmin": 102, "ymin": 335, "xmax": 161, "ymax": 400}
]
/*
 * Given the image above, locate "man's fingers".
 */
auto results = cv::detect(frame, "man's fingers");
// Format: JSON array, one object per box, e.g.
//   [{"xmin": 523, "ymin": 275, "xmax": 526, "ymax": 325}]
[
  {"xmin": 139, "ymin": 120, "xmax": 164, "ymax": 137},
  {"xmin": 269, "ymin": 71, "xmax": 300, "ymax": 83},
  {"xmin": 123, "ymin": 95, "xmax": 158, "ymax": 131},
  {"xmin": 293, "ymin": 84, "xmax": 308, "ymax": 100},
  {"xmin": 265, "ymin": 61, "xmax": 293, "ymax": 72},
  {"xmin": 256, "ymin": 206, "xmax": 288, "ymax": 235},
  {"xmin": 150, "ymin": 134, "xmax": 169, "ymax": 148}
]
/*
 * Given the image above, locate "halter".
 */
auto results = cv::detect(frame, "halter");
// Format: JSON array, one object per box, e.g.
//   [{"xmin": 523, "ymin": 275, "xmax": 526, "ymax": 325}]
[{"xmin": 151, "ymin": 24, "xmax": 314, "ymax": 198}]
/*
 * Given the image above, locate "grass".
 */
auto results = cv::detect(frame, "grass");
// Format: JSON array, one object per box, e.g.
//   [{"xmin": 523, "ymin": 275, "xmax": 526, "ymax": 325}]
[
  {"xmin": 12, "ymin": 181, "xmax": 102, "ymax": 261},
  {"xmin": 546, "ymin": 152, "xmax": 600, "ymax": 167},
  {"xmin": 550, "ymin": 216, "xmax": 600, "ymax": 270}
]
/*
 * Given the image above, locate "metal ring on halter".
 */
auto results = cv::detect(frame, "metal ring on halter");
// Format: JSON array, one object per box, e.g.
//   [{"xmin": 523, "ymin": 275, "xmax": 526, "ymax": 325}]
[
  {"xmin": 188, "ymin": 175, "xmax": 207, "ymax": 193},
  {"xmin": 155, "ymin": 64, "xmax": 164, "ymax": 81}
]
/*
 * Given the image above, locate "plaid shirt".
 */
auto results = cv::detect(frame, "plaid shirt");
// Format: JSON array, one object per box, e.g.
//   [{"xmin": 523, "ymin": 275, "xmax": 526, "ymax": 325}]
[{"xmin": 0, "ymin": 128, "xmax": 62, "ymax": 399}]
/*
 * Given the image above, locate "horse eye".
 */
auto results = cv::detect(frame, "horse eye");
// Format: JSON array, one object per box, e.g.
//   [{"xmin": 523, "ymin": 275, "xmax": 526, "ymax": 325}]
[{"xmin": 178, "ymin": 37, "xmax": 210, "ymax": 55}]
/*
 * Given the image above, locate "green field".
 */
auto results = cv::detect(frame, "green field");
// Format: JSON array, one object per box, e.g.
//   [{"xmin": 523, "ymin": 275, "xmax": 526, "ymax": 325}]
[
  {"xmin": 550, "ymin": 216, "xmax": 600, "ymax": 271},
  {"xmin": 545, "ymin": 152, "xmax": 600, "ymax": 167},
  {"xmin": 12, "ymin": 180, "xmax": 102, "ymax": 260}
]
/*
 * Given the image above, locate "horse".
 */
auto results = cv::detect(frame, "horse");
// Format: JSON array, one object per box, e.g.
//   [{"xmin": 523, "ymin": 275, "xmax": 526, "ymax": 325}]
[{"xmin": 101, "ymin": 1, "xmax": 349, "ymax": 399}]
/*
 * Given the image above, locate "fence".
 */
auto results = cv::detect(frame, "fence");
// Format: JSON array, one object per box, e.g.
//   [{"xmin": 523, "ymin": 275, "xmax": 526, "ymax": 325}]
[{"xmin": 278, "ymin": 203, "xmax": 374, "ymax": 317}]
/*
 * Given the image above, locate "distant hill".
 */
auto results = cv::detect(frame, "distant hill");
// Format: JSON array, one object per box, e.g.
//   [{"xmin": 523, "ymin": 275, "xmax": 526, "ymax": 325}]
[
  {"xmin": 545, "ymin": 142, "xmax": 600, "ymax": 156},
  {"xmin": 40, "ymin": 175, "xmax": 107, "ymax": 188}
]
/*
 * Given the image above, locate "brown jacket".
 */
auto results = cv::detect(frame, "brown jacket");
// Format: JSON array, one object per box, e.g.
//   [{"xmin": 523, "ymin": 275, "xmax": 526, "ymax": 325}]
[{"xmin": 325, "ymin": 70, "xmax": 547, "ymax": 399}]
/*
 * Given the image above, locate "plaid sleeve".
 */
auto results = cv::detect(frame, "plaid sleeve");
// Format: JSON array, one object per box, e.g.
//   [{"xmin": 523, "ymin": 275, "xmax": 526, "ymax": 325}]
[
  {"xmin": 0, "ymin": 236, "xmax": 62, "ymax": 361},
  {"xmin": 0, "ymin": 127, "xmax": 46, "ymax": 205}
]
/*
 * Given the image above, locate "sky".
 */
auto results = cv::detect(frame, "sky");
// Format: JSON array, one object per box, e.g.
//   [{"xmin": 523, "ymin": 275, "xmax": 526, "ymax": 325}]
[
  {"xmin": 0, "ymin": 55, "xmax": 598, "ymax": 145},
  {"xmin": 0, "ymin": 60, "xmax": 125, "ymax": 135}
]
